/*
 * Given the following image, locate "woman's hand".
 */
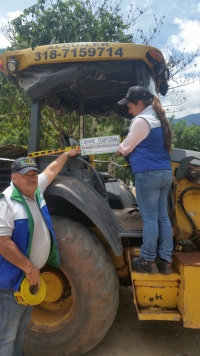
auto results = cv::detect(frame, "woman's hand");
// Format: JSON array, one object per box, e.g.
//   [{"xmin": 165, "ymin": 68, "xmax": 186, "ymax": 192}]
[{"xmin": 115, "ymin": 151, "xmax": 121, "ymax": 156}]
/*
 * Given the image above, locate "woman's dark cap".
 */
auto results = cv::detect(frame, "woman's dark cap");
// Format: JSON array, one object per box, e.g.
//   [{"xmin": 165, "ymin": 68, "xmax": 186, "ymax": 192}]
[
  {"xmin": 117, "ymin": 86, "xmax": 152, "ymax": 105},
  {"xmin": 11, "ymin": 157, "xmax": 39, "ymax": 174}
]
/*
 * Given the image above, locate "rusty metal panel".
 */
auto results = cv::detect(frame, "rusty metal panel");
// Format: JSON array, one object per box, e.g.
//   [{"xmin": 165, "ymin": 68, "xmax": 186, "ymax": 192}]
[{"xmin": 174, "ymin": 251, "xmax": 200, "ymax": 266}]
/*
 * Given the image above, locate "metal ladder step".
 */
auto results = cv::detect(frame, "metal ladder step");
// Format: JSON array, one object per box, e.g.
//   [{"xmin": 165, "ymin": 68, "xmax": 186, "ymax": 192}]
[{"xmin": 137, "ymin": 308, "xmax": 181, "ymax": 321}]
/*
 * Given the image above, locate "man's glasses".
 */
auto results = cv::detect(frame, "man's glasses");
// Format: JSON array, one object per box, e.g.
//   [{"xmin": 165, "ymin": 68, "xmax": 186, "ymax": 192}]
[{"xmin": 21, "ymin": 173, "xmax": 38, "ymax": 180}]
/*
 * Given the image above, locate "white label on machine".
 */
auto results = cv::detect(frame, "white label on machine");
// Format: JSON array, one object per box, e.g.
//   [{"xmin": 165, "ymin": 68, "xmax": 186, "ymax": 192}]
[{"xmin": 80, "ymin": 135, "xmax": 120, "ymax": 155}]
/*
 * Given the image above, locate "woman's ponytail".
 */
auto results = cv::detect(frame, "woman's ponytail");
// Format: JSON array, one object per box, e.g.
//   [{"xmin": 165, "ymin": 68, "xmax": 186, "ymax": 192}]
[
  {"xmin": 141, "ymin": 96, "xmax": 172, "ymax": 152},
  {"xmin": 152, "ymin": 97, "xmax": 172, "ymax": 152}
]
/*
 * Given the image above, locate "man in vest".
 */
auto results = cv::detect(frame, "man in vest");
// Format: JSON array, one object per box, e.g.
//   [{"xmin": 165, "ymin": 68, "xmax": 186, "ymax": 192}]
[{"xmin": 0, "ymin": 148, "xmax": 81, "ymax": 356}]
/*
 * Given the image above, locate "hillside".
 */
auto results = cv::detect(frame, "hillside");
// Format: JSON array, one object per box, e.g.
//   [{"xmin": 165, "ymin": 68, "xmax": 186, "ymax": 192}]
[{"xmin": 171, "ymin": 113, "xmax": 200, "ymax": 126}]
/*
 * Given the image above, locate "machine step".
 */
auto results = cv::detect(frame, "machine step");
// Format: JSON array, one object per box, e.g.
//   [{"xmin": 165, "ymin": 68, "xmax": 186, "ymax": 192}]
[{"xmin": 137, "ymin": 309, "xmax": 181, "ymax": 321}]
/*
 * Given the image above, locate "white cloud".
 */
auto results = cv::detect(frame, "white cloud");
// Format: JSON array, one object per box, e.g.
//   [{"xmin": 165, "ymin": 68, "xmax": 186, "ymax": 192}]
[
  {"xmin": 176, "ymin": 80, "xmax": 200, "ymax": 119},
  {"xmin": 128, "ymin": 0, "xmax": 153, "ymax": 15},
  {"xmin": 7, "ymin": 11, "xmax": 22, "ymax": 21},
  {"xmin": 0, "ymin": 11, "xmax": 22, "ymax": 48},
  {"xmin": 162, "ymin": 17, "xmax": 200, "ymax": 119},
  {"xmin": 0, "ymin": 10, "xmax": 22, "ymax": 25},
  {"xmin": 130, "ymin": 0, "xmax": 151, "ymax": 7},
  {"xmin": 161, "ymin": 79, "xmax": 200, "ymax": 119},
  {"xmin": 172, "ymin": 2, "xmax": 178, "ymax": 8},
  {"xmin": 0, "ymin": 34, "xmax": 10, "ymax": 48},
  {"xmin": 168, "ymin": 18, "xmax": 200, "ymax": 52}
]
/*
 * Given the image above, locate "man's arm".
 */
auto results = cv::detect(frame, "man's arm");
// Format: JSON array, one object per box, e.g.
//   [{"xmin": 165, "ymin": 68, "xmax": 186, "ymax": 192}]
[
  {"xmin": 0, "ymin": 235, "xmax": 40, "ymax": 286},
  {"xmin": 43, "ymin": 148, "xmax": 81, "ymax": 186}
]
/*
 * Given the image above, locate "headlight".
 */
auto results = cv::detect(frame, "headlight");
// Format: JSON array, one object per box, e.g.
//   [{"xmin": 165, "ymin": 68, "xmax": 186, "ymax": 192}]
[{"xmin": 6, "ymin": 60, "xmax": 18, "ymax": 73}]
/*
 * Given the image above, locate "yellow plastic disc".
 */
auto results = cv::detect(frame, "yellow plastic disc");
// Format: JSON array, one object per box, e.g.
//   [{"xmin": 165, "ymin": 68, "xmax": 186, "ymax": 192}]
[{"xmin": 19, "ymin": 276, "xmax": 46, "ymax": 305}]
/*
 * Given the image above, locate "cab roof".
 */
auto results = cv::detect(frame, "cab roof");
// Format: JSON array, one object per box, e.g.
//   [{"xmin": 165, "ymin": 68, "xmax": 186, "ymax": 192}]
[{"xmin": 0, "ymin": 42, "xmax": 169, "ymax": 119}]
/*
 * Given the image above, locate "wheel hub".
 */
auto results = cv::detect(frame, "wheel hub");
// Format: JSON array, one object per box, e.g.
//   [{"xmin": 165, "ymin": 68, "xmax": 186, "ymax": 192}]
[{"xmin": 41, "ymin": 271, "xmax": 64, "ymax": 303}]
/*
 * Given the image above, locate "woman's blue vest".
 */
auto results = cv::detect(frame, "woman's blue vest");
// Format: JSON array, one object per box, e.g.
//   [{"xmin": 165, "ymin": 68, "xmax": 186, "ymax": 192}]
[{"xmin": 128, "ymin": 106, "xmax": 171, "ymax": 175}]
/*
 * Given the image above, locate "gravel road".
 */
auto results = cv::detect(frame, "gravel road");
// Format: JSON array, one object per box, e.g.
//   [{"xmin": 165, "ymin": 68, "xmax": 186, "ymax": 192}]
[{"xmin": 85, "ymin": 286, "xmax": 200, "ymax": 356}]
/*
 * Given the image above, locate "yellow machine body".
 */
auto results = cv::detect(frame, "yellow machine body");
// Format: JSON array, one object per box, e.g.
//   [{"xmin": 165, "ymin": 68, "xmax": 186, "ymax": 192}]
[
  {"xmin": 1, "ymin": 42, "xmax": 200, "ymax": 333},
  {"xmin": 0, "ymin": 42, "xmax": 165, "ymax": 73},
  {"xmin": 129, "ymin": 251, "xmax": 200, "ymax": 328}
]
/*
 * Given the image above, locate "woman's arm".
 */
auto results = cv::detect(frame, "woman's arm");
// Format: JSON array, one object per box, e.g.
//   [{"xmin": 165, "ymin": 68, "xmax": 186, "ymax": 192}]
[{"xmin": 117, "ymin": 117, "xmax": 150, "ymax": 156}]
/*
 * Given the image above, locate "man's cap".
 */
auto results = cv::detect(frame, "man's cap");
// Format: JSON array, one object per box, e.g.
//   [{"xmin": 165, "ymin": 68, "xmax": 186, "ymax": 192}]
[
  {"xmin": 117, "ymin": 86, "xmax": 152, "ymax": 105},
  {"xmin": 11, "ymin": 157, "xmax": 39, "ymax": 174}
]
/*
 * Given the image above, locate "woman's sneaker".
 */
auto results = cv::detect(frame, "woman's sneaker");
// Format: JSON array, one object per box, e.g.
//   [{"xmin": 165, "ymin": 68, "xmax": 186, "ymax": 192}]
[
  {"xmin": 132, "ymin": 257, "xmax": 158, "ymax": 274},
  {"xmin": 156, "ymin": 257, "xmax": 172, "ymax": 275}
]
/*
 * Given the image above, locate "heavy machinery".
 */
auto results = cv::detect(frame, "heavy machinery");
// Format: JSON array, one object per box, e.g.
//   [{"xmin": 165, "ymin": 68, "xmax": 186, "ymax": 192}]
[{"xmin": 1, "ymin": 42, "xmax": 200, "ymax": 356}]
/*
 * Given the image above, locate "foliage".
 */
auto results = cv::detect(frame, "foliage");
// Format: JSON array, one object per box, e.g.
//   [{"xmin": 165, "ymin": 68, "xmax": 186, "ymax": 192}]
[
  {"xmin": 0, "ymin": 73, "xmax": 30, "ymax": 146},
  {"xmin": 1, "ymin": 0, "xmax": 136, "ymax": 50},
  {"xmin": 170, "ymin": 119, "xmax": 200, "ymax": 151}
]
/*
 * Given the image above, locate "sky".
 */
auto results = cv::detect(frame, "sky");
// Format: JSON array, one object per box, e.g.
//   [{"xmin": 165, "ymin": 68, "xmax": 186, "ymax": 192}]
[{"xmin": 0, "ymin": 0, "xmax": 200, "ymax": 119}]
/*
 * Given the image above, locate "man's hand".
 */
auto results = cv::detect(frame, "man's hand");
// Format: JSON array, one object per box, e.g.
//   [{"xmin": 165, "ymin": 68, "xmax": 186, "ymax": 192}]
[
  {"xmin": 25, "ymin": 263, "xmax": 41, "ymax": 287},
  {"xmin": 43, "ymin": 148, "xmax": 81, "ymax": 185},
  {"xmin": 68, "ymin": 148, "xmax": 81, "ymax": 157}
]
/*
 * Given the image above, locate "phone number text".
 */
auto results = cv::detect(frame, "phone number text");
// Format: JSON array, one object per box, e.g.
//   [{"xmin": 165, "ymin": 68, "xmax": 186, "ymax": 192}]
[{"xmin": 34, "ymin": 47, "xmax": 124, "ymax": 61}]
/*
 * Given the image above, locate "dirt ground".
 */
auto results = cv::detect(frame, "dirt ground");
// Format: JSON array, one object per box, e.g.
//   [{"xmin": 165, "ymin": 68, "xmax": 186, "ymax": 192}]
[{"xmin": 85, "ymin": 286, "xmax": 200, "ymax": 356}]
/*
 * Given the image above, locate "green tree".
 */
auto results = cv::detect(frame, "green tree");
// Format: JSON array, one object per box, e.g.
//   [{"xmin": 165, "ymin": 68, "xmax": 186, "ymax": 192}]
[
  {"xmin": 0, "ymin": 0, "xmax": 137, "ymax": 149},
  {"xmin": 170, "ymin": 119, "xmax": 200, "ymax": 151},
  {"xmin": 2, "ymin": 0, "xmax": 135, "ymax": 50},
  {"xmin": 0, "ymin": 72, "xmax": 31, "ymax": 146},
  {"xmin": 183, "ymin": 125, "xmax": 200, "ymax": 151}
]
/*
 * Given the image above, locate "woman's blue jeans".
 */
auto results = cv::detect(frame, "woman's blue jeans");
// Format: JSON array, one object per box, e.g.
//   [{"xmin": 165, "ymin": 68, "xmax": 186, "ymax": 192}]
[
  {"xmin": 135, "ymin": 170, "xmax": 173, "ymax": 262},
  {"xmin": 0, "ymin": 288, "xmax": 32, "ymax": 356}
]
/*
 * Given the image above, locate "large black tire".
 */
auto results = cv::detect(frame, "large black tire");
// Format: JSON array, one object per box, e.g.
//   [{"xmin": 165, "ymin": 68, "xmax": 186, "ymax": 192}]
[{"xmin": 24, "ymin": 216, "xmax": 119, "ymax": 356}]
